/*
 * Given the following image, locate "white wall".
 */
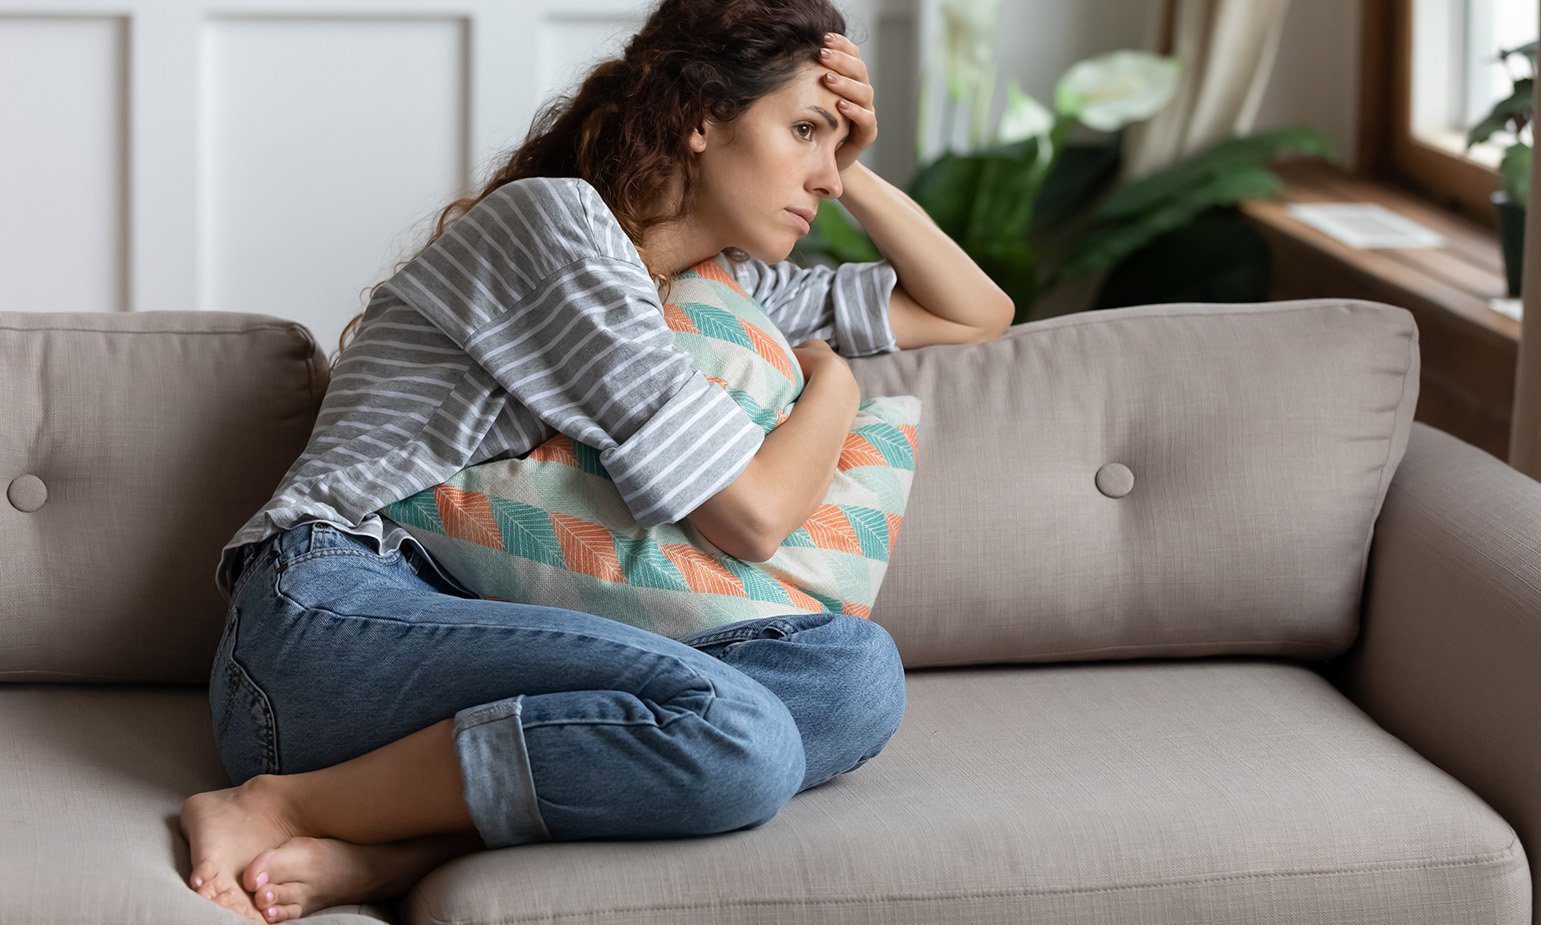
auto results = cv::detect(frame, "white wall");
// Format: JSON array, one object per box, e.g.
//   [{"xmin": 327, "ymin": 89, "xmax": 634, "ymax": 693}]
[{"xmin": 0, "ymin": 0, "xmax": 1359, "ymax": 355}]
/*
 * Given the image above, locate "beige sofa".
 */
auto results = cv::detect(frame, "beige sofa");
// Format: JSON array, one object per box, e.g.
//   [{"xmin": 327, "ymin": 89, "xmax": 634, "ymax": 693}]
[{"xmin": 2, "ymin": 297, "xmax": 1536, "ymax": 923}]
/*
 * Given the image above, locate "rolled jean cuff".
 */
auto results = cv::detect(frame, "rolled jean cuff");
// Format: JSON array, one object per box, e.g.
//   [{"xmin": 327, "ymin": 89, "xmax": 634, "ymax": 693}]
[{"xmin": 453, "ymin": 696, "xmax": 553, "ymax": 847}]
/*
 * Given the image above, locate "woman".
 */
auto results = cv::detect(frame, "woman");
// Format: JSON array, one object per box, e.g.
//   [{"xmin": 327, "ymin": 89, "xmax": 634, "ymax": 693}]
[{"xmin": 180, "ymin": 0, "xmax": 1014, "ymax": 921}]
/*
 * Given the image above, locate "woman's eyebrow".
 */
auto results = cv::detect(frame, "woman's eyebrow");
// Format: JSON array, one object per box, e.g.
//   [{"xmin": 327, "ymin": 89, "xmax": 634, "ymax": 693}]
[{"xmin": 803, "ymin": 105, "xmax": 849, "ymax": 144}]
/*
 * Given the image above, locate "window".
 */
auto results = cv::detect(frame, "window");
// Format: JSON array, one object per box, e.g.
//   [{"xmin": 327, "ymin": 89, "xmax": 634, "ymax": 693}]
[
  {"xmin": 1361, "ymin": 0, "xmax": 1536, "ymax": 226},
  {"xmin": 1410, "ymin": 0, "xmax": 1535, "ymax": 167}
]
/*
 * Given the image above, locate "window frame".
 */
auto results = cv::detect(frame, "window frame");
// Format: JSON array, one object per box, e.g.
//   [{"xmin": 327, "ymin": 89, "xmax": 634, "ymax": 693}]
[{"xmin": 1360, "ymin": 0, "xmax": 1507, "ymax": 231}]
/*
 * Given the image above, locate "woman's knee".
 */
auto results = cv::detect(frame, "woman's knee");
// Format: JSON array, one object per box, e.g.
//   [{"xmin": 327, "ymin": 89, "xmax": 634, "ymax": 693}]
[
  {"xmin": 834, "ymin": 615, "xmax": 908, "ymax": 747},
  {"xmin": 684, "ymin": 679, "xmax": 806, "ymax": 833}
]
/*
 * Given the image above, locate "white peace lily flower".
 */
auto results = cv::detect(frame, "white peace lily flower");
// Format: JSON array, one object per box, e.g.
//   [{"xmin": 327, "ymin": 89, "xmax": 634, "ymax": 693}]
[
  {"xmin": 1055, "ymin": 50, "xmax": 1183, "ymax": 132},
  {"xmin": 940, "ymin": 0, "xmax": 1001, "ymax": 99},
  {"xmin": 996, "ymin": 80, "xmax": 1052, "ymax": 145}
]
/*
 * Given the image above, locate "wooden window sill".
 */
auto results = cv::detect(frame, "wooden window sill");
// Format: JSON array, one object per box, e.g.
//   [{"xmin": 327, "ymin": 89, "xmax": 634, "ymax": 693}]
[{"xmin": 1238, "ymin": 156, "xmax": 1520, "ymax": 459}]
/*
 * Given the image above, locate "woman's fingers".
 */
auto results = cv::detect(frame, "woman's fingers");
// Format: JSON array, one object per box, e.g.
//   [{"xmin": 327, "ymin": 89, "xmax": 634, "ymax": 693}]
[{"xmin": 822, "ymin": 71, "xmax": 874, "ymax": 107}]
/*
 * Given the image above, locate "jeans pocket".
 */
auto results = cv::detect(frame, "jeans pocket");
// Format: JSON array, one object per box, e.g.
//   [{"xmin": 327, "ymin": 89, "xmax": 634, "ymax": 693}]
[{"xmin": 209, "ymin": 605, "xmax": 280, "ymax": 784}]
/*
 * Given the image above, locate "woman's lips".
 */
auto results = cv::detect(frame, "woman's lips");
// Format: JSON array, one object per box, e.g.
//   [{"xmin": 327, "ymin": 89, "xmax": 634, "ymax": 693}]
[{"xmin": 786, "ymin": 210, "xmax": 810, "ymax": 234}]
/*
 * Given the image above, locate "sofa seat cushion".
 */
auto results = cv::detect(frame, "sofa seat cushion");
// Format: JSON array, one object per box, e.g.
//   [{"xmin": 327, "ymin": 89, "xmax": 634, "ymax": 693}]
[
  {"xmin": 0, "ymin": 686, "xmax": 395, "ymax": 924},
  {"xmin": 405, "ymin": 660, "xmax": 1527, "ymax": 924}
]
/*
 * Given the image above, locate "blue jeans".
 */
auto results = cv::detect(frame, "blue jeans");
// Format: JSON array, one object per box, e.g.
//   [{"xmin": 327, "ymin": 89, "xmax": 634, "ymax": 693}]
[{"xmin": 211, "ymin": 521, "xmax": 907, "ymax": 849}]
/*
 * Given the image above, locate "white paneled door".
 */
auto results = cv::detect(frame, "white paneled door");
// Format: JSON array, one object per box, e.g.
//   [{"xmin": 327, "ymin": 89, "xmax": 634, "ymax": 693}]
[{"xmin": 0, "ymin": 0, "xmax": 914, "ymax": 358}]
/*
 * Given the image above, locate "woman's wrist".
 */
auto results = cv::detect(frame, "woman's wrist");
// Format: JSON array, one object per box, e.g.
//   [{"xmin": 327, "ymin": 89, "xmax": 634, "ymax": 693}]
[{"xmin": 807, "ymin": 358, "xmax": 860, "ymax": 407}]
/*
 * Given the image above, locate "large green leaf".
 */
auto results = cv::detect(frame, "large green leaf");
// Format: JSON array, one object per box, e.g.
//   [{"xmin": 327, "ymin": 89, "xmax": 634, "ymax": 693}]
[
  {"xmin": 1028, "ymin": 138, "xmax": 1123, "ymax": 233},
  {"xmin": 1467, "ymin": 78, "xmax": 1532, "ymax": 147},
  {"xmin": 1091, "ymin": 127, "xmax": 1336, "ymax": 221},
  {"xmin": 1058, "ymin": 165, "xmax": 1282, "ymax": 278},
  {"xmin": 802, "ymin": 202, "xmax": 882, "ymax": 263},
  {"xmin": 1092, "ymin": 206, "xmax": 1271, "ymax": 309},
  {"xmin": 906, "ymin": 151, "xmax": 990, "ymax": 242},
  {"xmin": 960, "ymin": 139, "xmax": 1047, "ymax": 244},
  {"xmin": 1500, "ymin": 141, "xmax": 1532, "ymax": 203}
]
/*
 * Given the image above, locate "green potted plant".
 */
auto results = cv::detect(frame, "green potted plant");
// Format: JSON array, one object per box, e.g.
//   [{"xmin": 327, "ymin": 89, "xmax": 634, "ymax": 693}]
[
  {"xmin": 795, "ymin": 0, "xmax": 1339, "ymax": 322},
  {"xmin": 1466, "ymin": 39, "xmax": 1534, "ymax": 297}
]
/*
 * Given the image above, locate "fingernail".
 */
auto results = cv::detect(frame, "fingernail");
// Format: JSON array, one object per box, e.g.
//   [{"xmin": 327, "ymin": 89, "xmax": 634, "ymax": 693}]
[
  {"xmin": 820, "ymin": 48, "xmax": 831, "ymax": 58},
  {"xmin": 192, "ymin": 877, "xmax": 202, "ymax": 888},
  {"xmin": 267, "ymin": 908, "xmax": 277, "ymax": 919},
  {"xmin": 264, "ymin": 890, "xmax": 274, "ymax": 904},
  {"xmin": 255, "ymin": 871, "xmax": 268, "ymax": 888}
]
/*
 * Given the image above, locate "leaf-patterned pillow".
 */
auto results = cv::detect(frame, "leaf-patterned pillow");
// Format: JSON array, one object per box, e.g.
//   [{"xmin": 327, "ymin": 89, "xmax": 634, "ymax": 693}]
[{"xmin": 380, "ymin": 254, "xmax": 921, "ymax": 641}]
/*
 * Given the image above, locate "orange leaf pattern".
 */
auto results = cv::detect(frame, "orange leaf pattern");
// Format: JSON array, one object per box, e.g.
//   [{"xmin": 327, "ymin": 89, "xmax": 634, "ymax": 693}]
[
  {"xmin": 659, "ymin": 544, "xmax": 747, "ymax": 597},
  {"xmin": 550, "ymin": 512, "xmax": 626, "ymax": 583},
  {"xmin": 435, "ymin": 485, "xmax": 503, "ymax": 550},
  {"xmin": 528, "ymin": 433, "xmax": 580, "ymax": 467},
  {"xmin": 838, "ymin": 433, "xmax": 887, "ymax": 471},
  {"xmin": 803, "ymin": 504, "xmax": 862, "ymax": 555}
]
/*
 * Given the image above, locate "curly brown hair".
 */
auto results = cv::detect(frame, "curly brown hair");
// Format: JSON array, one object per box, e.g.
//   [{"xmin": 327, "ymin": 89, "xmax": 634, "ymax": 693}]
[{"xmin": 329, "ymin": 0, "xmax": 854, "ymax": 370}]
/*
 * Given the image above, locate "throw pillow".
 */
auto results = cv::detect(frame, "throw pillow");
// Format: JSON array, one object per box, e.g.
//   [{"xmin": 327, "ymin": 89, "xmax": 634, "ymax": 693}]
[{"xmin": 380, "ymin": 255, "xmax": 921, "ymax": 641}]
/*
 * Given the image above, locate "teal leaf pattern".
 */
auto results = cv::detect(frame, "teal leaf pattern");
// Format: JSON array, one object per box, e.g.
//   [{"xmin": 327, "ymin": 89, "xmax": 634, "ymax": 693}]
[
  {"xmin": 612, "ymin": 534, "xmax": 692, "ymax": 592},
  {"xmin": 487, "ymin": 497, "xmax": 565, "ymax": 569},
  {"xmin": 381, "ymin": 489, "xmax": 445, "ymax": 533},
  {"xmin": 681, "ymin": 302, "xmax": 754, "ymax": 350},
  {"xmin": 573, "ymin": 442, "xmax": 609, "ymax": 479},
  {"xmin": 843, "ymin": 504, "xmax": 891, "ymax": 561},
  {"xmin": 853, "ymin": 422, "xmax": 915, "ymax": 470},
  {"xmin": 716, "ymin": 556, "xmax": 794, "ymax": 605},
  {"xmin": 781, "ymin": 526, "xmax": 816, "ymax": 548},
  {"xmin": 803, "ymin": 587, "xmax": 845, "ymax": 613}
]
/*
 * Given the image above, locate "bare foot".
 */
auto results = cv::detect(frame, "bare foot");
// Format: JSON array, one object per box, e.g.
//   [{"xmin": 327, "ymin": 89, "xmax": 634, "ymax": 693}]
[
  {"xmin": 181, "ymin": 776, "xmax": 300, "ymax": 924},
  {"xmin": 241, "ymin": 832, "xmax": 486, "ymax": 922}
]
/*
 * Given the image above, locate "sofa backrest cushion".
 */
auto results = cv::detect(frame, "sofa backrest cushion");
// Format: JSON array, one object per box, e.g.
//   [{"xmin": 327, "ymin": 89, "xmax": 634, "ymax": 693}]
[
  {"xmin": 0, "ymin": 298, "xmax": 1418, "ymax": 681},
  {"xmin": 0, "ymin": 311, "xmax": 327, "ymax": 683},
  {"xmin": 846, "ymin": 299, "xmax": 1419, "ymax": 669}
]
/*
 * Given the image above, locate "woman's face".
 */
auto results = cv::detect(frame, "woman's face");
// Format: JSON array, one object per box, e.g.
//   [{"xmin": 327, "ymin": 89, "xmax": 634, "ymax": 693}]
[{"xmin": 688, "ymin": 61, "xmax": 851, "ymax": 263}]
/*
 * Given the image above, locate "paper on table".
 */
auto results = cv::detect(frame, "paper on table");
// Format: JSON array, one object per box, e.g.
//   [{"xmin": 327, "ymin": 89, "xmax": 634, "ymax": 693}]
[
  {"xmin": 1489, "ymin": 296, "xmax": 1523, "ymax": 321},
  {"xmin": 1284, "ymin": 203, "xmax": 1447, "ymax": 249}
]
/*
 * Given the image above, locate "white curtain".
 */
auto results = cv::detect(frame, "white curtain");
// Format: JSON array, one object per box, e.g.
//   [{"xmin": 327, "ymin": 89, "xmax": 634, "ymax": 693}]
[
  {"xmin": 1118, "ymin": 0, "xmax": 1294, "ymax": 183},
  {"xmin": 1508, "ymin": 0, "xmax": 1541, "ymax": 480}
]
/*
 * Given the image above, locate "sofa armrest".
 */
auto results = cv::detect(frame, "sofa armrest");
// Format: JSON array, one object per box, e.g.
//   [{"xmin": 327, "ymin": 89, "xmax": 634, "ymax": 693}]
[{"xmin": 1323, "ymin": 421, "xmax": 1539, "ymax": 913}]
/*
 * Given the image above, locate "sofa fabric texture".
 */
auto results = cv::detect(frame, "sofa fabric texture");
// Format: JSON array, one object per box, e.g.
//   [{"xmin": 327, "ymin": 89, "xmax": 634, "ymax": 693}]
[
  {"xmin": 848, "ymin": 298, "xmax": 1419, "ymax": 668},
  {"xmin": 0, "ymin": 663, "xmax": 1525, "ymax": 923},
  {"xmin": 0, "ymin": 311, "xmax": 327, "ymax": 683}
]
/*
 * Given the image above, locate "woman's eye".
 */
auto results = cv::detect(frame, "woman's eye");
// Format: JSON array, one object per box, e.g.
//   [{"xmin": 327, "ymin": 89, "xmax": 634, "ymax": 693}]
[{"xmin": 795, "ymin": 123, "xmax": 814, "ymax": 139}]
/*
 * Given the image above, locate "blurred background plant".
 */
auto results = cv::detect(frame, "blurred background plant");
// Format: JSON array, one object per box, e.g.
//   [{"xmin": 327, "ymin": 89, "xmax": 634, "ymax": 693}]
[
  {"xmin": 793, "ymin": 0, "xmax": 1340, "ymax": 324},
  {"xmin": 1466, "ymin": 38, "xmax": 1534, "ymax": 296}
]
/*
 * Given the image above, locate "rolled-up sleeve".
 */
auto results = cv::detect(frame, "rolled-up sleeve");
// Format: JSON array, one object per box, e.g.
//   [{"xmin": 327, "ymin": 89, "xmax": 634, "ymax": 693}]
[
  {"xmin": 729, "ymin": 255, "xmax": 900, "ymax": 357},
  {"xmin": 381, "ymin": 177, "xmax": 765, "ymax": 527}
]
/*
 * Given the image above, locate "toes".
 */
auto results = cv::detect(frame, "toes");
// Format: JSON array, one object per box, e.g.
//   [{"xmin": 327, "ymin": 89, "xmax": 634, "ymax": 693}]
[
  {"xmin": 189, "ymin": 858, "xmax": 219, "ymax": 891},
  {"xmin": 255, "ymin": 882, "xmax": 296, "ymax": 909},
  {"xmin": 262, "ymin": 901, "xmax": 303, "ymax": 922},
  {"xmin": 213, "ymin": 886, "xmax": 260, "ymax": 922},
  {"xmin": 242, "ymin": 848, "xmax": 276, "ymax": 893}
]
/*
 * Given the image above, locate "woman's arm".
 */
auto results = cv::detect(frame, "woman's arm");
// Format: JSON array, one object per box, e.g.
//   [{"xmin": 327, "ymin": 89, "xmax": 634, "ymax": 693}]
[
  {"xmin": 687, "ymin": 352, "xmax": 859, "ymax": 562},
  {"xmin": 838, "ymin": 162, "xmax": 1014, "ymax": 343}
]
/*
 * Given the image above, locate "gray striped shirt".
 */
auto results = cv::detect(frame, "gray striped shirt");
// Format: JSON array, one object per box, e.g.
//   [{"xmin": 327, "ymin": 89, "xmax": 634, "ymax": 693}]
[{"xmin": 216, "ymin": 175, "xmax": 900, "ymax": 601}]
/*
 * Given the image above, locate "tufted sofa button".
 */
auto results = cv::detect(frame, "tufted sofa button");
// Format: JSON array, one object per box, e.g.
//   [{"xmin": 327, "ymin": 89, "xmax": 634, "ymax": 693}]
[
  {"xmin": 1095, "ymin": 463, "xmax": 1133, "ymax": 499},
  {"xmin": 8, "ymin": 474, "xmax": 48, "ymax": 512}
]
